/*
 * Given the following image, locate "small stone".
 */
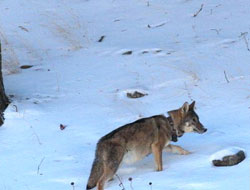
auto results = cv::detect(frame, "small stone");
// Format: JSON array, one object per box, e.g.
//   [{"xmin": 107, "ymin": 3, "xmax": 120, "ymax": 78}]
[
  {"xmin": 122, "ymin": 51, "xmax": 132, "ymax": 55},
  {"xmin": 60, "ymin": 124, "xmax": 67, "ymax": 130}
]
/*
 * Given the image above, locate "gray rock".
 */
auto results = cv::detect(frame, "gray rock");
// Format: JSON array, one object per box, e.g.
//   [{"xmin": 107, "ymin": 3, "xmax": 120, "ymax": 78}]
[
  {"xmin": 126, "ymin": 91, "xmax": 148, "ymax": 99},
  {"xmin": 212, "ymin": 150, "xmax": 246, "ymax": 167}
]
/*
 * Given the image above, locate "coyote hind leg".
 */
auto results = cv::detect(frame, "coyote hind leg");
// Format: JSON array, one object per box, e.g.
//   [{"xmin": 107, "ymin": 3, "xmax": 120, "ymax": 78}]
[
  {"xmin": 97, "ymin": 142, "xmax": 124, "ymax": 190},
  {"xmin": 165, "ymin": 144, "xmax": 191, "ymax": 155}
]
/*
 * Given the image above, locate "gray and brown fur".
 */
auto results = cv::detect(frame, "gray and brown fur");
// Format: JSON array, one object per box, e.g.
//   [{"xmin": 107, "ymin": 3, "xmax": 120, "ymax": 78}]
[{"xmin": 86, "ymin": 101, "xmax": 207, "ymax": 190}]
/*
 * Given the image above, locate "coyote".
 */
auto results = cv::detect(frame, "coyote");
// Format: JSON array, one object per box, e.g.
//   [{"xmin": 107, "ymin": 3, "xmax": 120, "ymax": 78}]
[{"xmin": 86, "ymin": 101, "xmax": 207, "ymax": 190}]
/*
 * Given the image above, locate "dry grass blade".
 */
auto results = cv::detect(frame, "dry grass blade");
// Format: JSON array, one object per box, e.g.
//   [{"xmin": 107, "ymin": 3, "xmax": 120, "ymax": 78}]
[{"xmin": 193, "ymin": 4, "xmax": 204, "ymax": 17}]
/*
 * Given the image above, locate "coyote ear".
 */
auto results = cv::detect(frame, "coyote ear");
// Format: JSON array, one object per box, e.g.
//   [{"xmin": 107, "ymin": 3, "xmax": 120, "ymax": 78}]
[
  {"xmin": 189, "ymin": 101, "xmax": 196, "ymax": 111},
  {"xmin": 181, "ymin": 102, "xmax": 189, "ymax": 114}
]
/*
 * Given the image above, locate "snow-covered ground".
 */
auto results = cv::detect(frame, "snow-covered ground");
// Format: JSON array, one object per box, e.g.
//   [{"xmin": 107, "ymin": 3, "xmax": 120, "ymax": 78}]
[{"xmin": 0, "ymin": 0, "xmax": 250, "ymax": 189}]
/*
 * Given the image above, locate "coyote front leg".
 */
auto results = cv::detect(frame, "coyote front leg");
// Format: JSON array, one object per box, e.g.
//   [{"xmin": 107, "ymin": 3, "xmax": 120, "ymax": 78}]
[
  {"xmin": 165, "ymin": 144, "xmax": 191, "ymax": 155},
  {"xmin": 151, "ymin": 143, "xmax": 163, "ymax": 171}
]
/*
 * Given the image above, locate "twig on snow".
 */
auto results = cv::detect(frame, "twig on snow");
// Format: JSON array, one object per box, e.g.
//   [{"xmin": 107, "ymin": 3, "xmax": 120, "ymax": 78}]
[
  {"xmin": 224, "ymin": 70, "xmax": 230, "ymax": 83},
  {"xmin": 13, "ymin": 105, "xmax": 18, "ymax": 112},
  {"xmin": 30, "ymin": 125, "xmax": 42, "ymax": 145},
  {"xmin": 210, "ymin": 9, "xmax": 213, "ymax": 15},
  {"xmin": 37, "ymin": 157, "xmax": 45, "ymax": 175},
  {"xmin": 71, "ymin": 182, "xmax": 75, "ymax": 190},
  {"xmin": 128, "ymin": 177, "xmax": 133, "ymax": 190},
  {"xmin": 193, "ymin": 4, "xmax": 204, "ymax": 17},
  {"xmin": 116, "ymin": 174, "xmax": 125, "ymax": 190},
  {"xmin": 210, "ymin": 29, "xmax": 221, "ymax": 35},
  {"xmin": 147, "ymin": 22, "xmax": 166, "ymax": 29},
  {"xmin": 149, "ymin": 182, "xmax": 153, "ymax": 190},
  {"xmin": 240, "ymin": 32, "xmax": 250, "ymax": 51},
  {"xmin": 98, "ymin": 36, "xmax": 105, "ymax": 42},
  {"xmin": 18, "ymin": 26, "xmax": 29, "ymax": 32}
]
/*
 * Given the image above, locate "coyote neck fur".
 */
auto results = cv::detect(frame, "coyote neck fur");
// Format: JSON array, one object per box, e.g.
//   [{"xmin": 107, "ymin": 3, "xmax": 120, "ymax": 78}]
[
  {"xmin": 166, "ymin": 116, "xmax": 174, "ymax": 129},
  {"xmin": 165, "ymin": 115, "xmax": 178, "ymax": 142}
]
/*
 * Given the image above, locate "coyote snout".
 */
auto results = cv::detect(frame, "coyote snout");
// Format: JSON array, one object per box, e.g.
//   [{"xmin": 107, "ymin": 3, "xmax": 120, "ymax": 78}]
[{"xmin": 193, "ymin": 122, "xmax": 207, "ymax": 134}]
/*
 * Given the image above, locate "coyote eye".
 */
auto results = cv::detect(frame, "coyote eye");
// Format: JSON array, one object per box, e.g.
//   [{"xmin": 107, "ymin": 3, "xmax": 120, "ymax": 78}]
[{"xmin": 192, "ymin": 118, "xmax": 196, "ymax": 122}]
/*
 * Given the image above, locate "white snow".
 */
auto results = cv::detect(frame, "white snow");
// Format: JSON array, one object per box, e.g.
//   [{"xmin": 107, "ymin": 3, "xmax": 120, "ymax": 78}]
[{"xmin": 0, "ymin": 0, "xmax": 250, "ymax": 190}]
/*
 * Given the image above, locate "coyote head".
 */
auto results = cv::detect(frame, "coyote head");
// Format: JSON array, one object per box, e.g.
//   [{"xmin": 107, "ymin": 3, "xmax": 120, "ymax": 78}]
[{"xmin": 168, "ymin": 101, "xmax": 207, "ymax": 137}]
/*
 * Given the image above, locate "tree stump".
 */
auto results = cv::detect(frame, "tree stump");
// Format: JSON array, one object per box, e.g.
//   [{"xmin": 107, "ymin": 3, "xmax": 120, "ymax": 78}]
[{"xmin": 0, "ymin": 41, "xmax": 9, "ymax": 126}]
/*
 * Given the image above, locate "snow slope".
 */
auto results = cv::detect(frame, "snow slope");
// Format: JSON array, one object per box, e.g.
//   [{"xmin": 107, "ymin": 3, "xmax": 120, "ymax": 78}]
[{"xmin": 0, "ymin": 0, "xmax": 250, "ymax": 189}]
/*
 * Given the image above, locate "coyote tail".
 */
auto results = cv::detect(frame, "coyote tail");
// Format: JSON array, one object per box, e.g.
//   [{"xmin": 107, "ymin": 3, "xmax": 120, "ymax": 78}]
[{"xmin": 86, "ymin": 156, "xmax": 103, "ymax": 190}]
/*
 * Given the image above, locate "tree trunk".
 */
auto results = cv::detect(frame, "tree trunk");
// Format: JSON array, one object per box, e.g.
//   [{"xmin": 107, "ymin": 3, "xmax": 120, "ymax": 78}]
[{"xmin": 0, "ymin": 41, "xmax": 9, "ymax": 126}]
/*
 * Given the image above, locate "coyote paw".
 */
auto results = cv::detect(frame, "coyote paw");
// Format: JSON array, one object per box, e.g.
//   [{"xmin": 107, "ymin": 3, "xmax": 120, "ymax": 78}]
[{"xmin": 156, "ymin": 168, "xmax": 163, "ymax": 172}]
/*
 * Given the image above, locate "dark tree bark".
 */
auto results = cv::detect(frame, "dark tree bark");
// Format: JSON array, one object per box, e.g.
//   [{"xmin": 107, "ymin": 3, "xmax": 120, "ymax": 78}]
[{"xmin": 0, "ymin": 41, "xmax": 9, "ymax": 126}]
